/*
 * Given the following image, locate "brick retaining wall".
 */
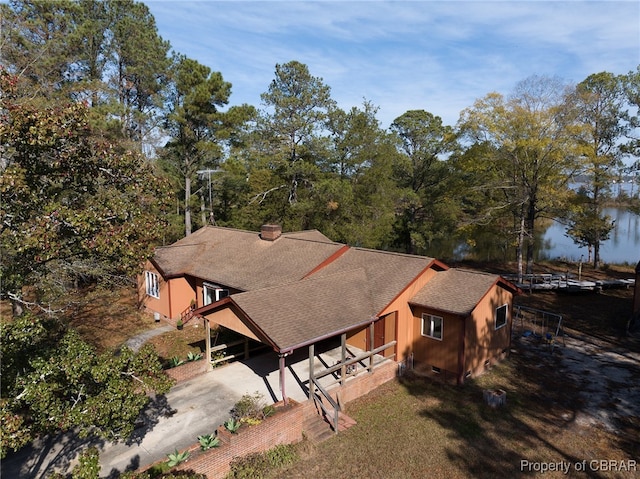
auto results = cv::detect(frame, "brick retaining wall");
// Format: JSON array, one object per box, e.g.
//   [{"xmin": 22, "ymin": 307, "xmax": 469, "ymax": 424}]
[
  {"xmin": 174, "ymin": 400, "xmax": 315, "ymax": 478},
  {"xmin": 165, "ymin": 359, "xmax": 209, "ymax": 383},
  {"xmin": 168, "ymin": 360, "xmax": 397, "ymax": 478}
]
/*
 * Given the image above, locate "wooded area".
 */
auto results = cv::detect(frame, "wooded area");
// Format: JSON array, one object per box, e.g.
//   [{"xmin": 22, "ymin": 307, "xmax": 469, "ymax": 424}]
[{"xmin": 0, "ymin": 0, "xmax": 639, "ymax": 470}]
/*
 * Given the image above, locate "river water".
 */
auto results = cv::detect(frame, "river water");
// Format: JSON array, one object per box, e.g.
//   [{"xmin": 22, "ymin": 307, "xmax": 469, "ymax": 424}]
[
  {"xmin": 537, "ymin": 208, "xmax": 640, "ymax": 265},
  {"xmin": 428, "ymin": 207, "xmax": 639, "ymax": 266}
]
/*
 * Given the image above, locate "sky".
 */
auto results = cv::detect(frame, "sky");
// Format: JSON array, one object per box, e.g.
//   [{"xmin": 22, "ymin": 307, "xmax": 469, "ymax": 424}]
[{"xmin": 146, "ymin": 0, "xmax": 640, "ymax": 129}]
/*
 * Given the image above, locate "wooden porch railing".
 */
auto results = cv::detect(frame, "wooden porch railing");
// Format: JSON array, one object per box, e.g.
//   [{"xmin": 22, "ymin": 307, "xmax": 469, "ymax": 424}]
[
  {"xmin": 180, "ymin": 304, "xmax": 199, "ymax": 325},
  {"xmin": 310, "ymin": 376, "xmax": 340, "ymax": 433}
]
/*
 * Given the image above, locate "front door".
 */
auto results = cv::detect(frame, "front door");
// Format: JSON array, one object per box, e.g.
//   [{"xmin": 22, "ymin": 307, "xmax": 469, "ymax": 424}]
[{"xmin": 367, "ymin": 312, "xmax": 397, "ymax": 358}]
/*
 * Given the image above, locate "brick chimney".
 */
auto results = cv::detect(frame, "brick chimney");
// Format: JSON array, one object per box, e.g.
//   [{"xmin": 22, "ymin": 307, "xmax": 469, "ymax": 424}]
[{"xmin": 260, "ymin": 224, "xmax": 282, "ymax": 241}]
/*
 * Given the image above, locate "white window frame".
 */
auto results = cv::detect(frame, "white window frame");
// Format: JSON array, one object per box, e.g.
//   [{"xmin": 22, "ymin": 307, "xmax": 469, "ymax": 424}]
[
  {"xmin": 421, "ymin": 313, "xmax": 443, "ymax": 340},
  {"xmin": 495, "ymin": 304, "xmax": 508, "ymax": 330},
  {"xmin": 203, "ymin": 283, "xmax": 229, "ymax": 306},
  {"xmin": 145, "ymin": 271, "xmax": 159, "ymax": 299}
]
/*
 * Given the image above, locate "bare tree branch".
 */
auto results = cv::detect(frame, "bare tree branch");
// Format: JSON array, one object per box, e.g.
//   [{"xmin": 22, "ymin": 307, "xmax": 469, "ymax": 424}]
[{"xmin": 248, "ymin": 184, "xmax": 287, "ymax": 204}]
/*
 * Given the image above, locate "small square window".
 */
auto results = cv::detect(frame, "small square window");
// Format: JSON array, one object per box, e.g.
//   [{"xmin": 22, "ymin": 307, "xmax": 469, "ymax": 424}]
[
  {"xmin": 495, "ymin": 304, "xmax": 508, "ymax": 330},
  {"xmin": 421, "ymin": 314, "xmax": 443, "ymax": 340},
  {"xmin": 145, "ymin": 271, "xmax": 159, "ymax": 299}
]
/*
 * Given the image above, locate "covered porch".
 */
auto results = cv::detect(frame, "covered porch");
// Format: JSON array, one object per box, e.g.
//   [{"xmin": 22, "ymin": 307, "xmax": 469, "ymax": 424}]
[{"xmin": 202, "ymin": 315, "xmax": 397, "ymax": 405}]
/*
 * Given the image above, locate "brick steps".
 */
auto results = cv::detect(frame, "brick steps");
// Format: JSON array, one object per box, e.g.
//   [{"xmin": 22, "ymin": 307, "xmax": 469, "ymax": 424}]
[{"xmin": 302, "ymin": 410, "xmax": 357, "ymax": 443}]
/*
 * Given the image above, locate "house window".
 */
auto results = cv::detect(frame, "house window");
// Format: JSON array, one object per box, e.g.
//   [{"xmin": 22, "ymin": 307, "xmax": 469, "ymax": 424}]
[
  {"xmin": 495, "ymin": 304, "xmax": 508, "ymax": 330},
  {"xmin": 145, "ymin": 271, "xmax": 159, "ymax": 298},
  {"xmin": 203, "ymin": 283, "xmax": 229, "ymax": 306},
  {"xmin": 421, "ymin": 313, "xmax": 443, "ymax": 340}
]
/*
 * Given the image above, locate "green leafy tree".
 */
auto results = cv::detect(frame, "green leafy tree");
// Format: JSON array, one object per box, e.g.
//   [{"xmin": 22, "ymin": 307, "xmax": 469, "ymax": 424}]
[
  {"xmin": 318, "ymin": 101, "xmax": 400, "ymax": 247},
  {"xmin": 565, "ymin": 187, "xmax": 615, "ymax": 262},
  {"xmin": 106, "ymin": 0, "xmax": 171, "ymax": 148},
  {"xmin": 1, "ymin": 0, "xmax": 172, "ymax": 153},
  {"xmin": 161, "ymin": 55, "xmax": 253, "ymax": 236},
  {"xmin": 570, "ymin": 71, "xmax": 631, "ymax": 268},
  {"xmin": 255, "ymin": 60, "xmax": 336, "ymax": 227},
  {"xmin": 457, "ymin": 76, "xmax": 579, "ymax": 279},
  {"xmin": 1, "ymin": 314, "xmax": 173, "ymax": 458},
  {"xmin": 0, "ymin": 69, "xmax": 169, "ymax": 313},
  {"xmin": 390, "ymin": 110, "xmax": 457, "ymax": 255},
  {"xmin": 0, "ymin": 0, "xmax": 80, "ymax": 103}
]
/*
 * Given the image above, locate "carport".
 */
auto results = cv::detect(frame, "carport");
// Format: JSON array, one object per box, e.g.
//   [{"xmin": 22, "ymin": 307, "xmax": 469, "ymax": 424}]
[{"xmin": 193, "ymin": 269, "xmax": 397, "ymax": 427}]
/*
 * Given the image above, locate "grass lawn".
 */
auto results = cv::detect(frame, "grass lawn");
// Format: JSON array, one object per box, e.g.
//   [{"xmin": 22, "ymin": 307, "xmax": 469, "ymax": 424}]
[{"xmin": 275, "ymin": 349, "xmax": 637, "ymax": 479}]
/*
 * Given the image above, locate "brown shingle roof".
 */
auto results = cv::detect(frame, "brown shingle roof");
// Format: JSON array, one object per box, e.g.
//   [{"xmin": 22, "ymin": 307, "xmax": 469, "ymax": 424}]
[
  {"xmin": 309, "ymin": 248, "xmax": 438, "ymax": 315},
  {"xmin": 410, "ymin": 269, "xmax": 502, "ymax": 315},
  {"xmin": 232, "ymin": 268, "xmax": 377, "ymax": 351},
  {"xmin": 152, "ymin": 226, "xmax": 344, "ymax": 291}
]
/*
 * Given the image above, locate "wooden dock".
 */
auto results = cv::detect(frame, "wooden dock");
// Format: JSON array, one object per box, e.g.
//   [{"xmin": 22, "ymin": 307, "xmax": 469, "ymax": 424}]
[{"xmin": 502, "ymin": 273, "xmax": 636, "ymax": 293}]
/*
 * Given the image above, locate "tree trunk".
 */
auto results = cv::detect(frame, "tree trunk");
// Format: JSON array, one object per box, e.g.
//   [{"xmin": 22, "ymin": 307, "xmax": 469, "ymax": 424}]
[
  {"xmin": 185, "ymin": 176, "xmax": 192, "ymax": 236},
  {"xmin": 516, "ymin": 214, "xmax": 525, "ymax": 284},
  {"xmin": 525, "ymin": 199, "xmax": 536, "ymax": 274},
  {"xmin": 593, "ymin": 241, "xmax": 600, "ymax": 269},
  {"xmin": 11, "ymin": 298, "xmax": 24, "ymax": 317}
]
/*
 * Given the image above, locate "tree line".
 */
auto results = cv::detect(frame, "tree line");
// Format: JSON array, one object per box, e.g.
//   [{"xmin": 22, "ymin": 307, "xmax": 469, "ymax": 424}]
[
  {"xmin": 1, "ymin": 0, "xmax": 639, "ymax": 469},
  {"xmin": 3, "ymin": 1, "xmax": 639, "ymax": 278}
]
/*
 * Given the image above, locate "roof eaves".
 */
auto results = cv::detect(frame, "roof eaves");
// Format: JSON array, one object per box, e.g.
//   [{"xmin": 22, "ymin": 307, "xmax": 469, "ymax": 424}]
[
  {"xmin": 278, "ymin": 315, "xmax": 379, "ymax": 355},
  {"xmin": 197, "ymin": 298, "xmax": 279, "ymax": 351},
  {"xmin": 409, "ymin": 303, "xmax": 474, "ymax": 317}
]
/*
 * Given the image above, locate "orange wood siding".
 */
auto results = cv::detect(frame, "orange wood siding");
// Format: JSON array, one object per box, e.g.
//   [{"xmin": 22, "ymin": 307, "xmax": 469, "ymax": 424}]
[
  {"xmin": 383, "ymin": 311, "xmax": 397, "ymax": 358},
  {"xmin": 378, "ymin": 266, "xmax": 440, "ymax": 362},
  {"xmin": 411, "ymin": 309, "xmax": 462, "ymax": 373},
  {"xmin": 347, "ymin": 328, "xmax": 367, "ymax": 350},
  {"xmin": 463, "ymin": 284, "xmax": 513, "ymax": 375},
  {"xmin": 167, "ymin": 277, "xmax": 196, "ymax": 319},
  {"xmin": 204, "ymin": 306, "xmax": 261, "ymax": 342},
  {"xmin": 407, "ymin": 282, "xmax": 514, "ymax": 379},
  {"xmin": 138, "ymin": 260, "xmax": 195, "ymax": 320}
]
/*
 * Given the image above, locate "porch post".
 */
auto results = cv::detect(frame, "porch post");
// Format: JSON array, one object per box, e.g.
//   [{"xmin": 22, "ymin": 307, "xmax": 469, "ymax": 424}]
[
  {"xmin": 308, "ymin": 343, "xmax": 315, "ymax": 400},
  {"xmin": 340, "ymin": 333, "xmax": 346, "ymax": 385},
  {"xmin": 205, "ymin": 318, "xmax": 211, "ymax": 363},
  {"xmin": 279, "ymin": 354, "xmax": 288, "ymax": 405},
  {"xmin": 368, "ymin": 322, "xmax": 374, "ymax": 373},
  {"xmin": 244, "ymin": 338, "xmax": 250, "ymax": 359}
]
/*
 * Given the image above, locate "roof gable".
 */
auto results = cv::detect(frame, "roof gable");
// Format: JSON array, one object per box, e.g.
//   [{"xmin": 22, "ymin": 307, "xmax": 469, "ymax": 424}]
[{"xmin": 410, "ymin": 269, "xmax": 508, "ymax": 315}]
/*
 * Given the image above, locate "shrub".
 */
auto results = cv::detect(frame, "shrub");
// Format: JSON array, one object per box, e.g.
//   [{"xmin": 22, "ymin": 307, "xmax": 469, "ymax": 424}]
[
  {"xmin": 224, "ymin": 417, "xmax": 241, "ymax": 433},
  {"xmin": 262, "ymin": 404, "xmax": 276, "ymax": 418},
  {"xmin": 169, "ymin": 356, "xmax": 184, "ymax": 368},
  {"xmin": 187, "ymin": 351, "xmax": 202, "ymax": 362},
  {"xmin": 225, "ymin": 444, "xmax": 298, "ymax": 479},
  {"xmin": 166, "ymin": 449, "xmax": 190, "ymax": 467},
  {"xmin": 197, "ymin": 433, "xmax": 220, "ymax": 450},
  {"xmin": 211, "ymin": 350, "xmax": 226, "ymax": 367},
  {"xmin": 232, "ymin": 391, "xmax": 268, "ymax": 424}
]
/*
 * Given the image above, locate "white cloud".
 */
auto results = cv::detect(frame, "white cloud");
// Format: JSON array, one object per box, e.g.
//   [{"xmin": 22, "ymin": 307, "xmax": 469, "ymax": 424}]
[{"xmin": 147, "ymin": 0, "xmax": 640, "ymax": 127}]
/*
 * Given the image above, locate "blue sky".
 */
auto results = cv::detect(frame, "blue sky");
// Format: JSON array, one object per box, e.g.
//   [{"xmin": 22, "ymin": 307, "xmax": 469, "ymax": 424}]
[{"xmin": 146, "ymin": 1, "xmax": 640, "ymax": 128}]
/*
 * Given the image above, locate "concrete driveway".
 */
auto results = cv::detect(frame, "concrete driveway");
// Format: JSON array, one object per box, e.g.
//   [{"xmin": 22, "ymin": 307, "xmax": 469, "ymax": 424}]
[{"xmin": 3, "ymin": 339, "xmax": 351, "ymax": 478}]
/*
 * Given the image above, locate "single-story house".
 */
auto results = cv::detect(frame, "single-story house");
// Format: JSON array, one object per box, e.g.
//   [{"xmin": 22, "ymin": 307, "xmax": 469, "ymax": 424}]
[{"xmin": 139, "ymin": 224, "xmax": 519, "ymax": 400}]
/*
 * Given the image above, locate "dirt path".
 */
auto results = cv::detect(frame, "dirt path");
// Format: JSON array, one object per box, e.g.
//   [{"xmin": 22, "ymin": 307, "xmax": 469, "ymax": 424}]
[
  {"xmin": 516, "ymin": 328, "xmax": 640, "ymax": 435},
  {"xmin": 122, "ymin": 324, "xmax": 174, "ymax": 352},
  {"xmin": 558, "ymin": 333, "xmax": 640, "ymax": 432}
]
